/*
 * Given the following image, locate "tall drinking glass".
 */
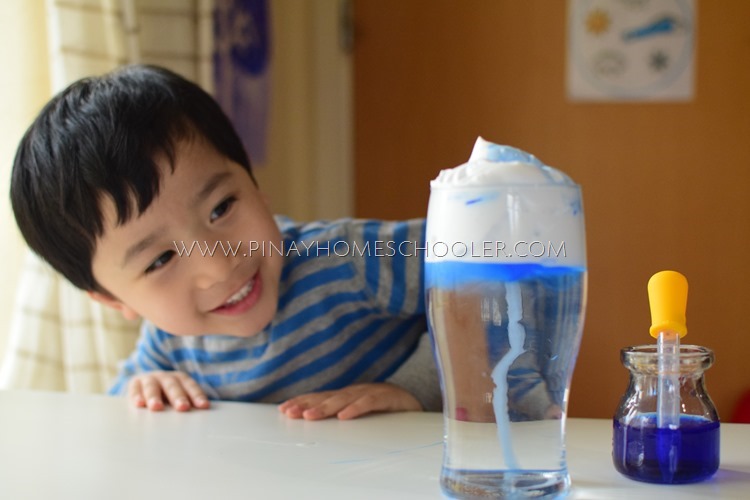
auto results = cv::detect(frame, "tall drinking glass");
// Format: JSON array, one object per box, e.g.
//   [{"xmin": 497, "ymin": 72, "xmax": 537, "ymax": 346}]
[{"xmin": 425, "ymin": 138, "xmax": 587, "ymax": 499}]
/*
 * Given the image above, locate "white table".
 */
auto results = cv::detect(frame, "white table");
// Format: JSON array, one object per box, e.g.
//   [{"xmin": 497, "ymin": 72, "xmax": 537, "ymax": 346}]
[{"xmin": 0, "ymin": 390, "xmax": 748, "ymax": 499}]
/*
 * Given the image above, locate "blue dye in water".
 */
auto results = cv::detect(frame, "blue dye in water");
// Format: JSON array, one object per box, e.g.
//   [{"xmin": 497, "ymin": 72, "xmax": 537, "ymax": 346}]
[
  {"xmin": 612, "ymin": 414, "xmax": 719, "ymax": 484},
  {"xmin": 425, "ymin": 261, "xmax": 585, "ymax": 288}
]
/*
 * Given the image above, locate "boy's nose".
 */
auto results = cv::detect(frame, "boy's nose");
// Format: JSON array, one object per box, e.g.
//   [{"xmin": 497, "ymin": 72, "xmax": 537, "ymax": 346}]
[{"xmin": 190, "ymin": 245, "xmax": 239, "ymax": 289}]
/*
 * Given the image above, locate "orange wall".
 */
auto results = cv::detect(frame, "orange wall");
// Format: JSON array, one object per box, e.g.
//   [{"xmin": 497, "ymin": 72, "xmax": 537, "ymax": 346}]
[{"xmin": 353, "ymin": 0, "xmax": 750, "ymax": 419}]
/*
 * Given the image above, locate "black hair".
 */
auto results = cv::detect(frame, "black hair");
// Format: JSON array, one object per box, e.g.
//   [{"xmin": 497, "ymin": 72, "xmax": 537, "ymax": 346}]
[{"xmin": 10, "ymin": 64, "xmax": 253, "ymax": 293}]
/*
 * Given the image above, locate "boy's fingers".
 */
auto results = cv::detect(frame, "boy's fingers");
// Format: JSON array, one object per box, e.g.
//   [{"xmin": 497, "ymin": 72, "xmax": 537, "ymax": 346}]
[
  {"xmin": 140, "ymin": 372, "xmax": 194, "ymax": 411},
  {"xmin": 279, "ymin": 393, "xmax": 327, "ymax": 412},
  {"xmin": 301, "ymin": 407, "xmax": 329, "ymax": 420},
  {"xmin": 179, "ymin": 375, "xmax": 210, "ymax": 409},
  {"xmin": 336, "ymin": 394, "xmax": 383, "ymax": 420},
  {"xmin": 335, "ymin": 392, "xmax": 414, "ymax": 420},
  {"xmin": 140, "ymin": 376, "xmax": 165, "ymax": 411},
  {"xmin": 157, "ymin": 374, "xmax": 191, "ymax": 411},
  {"xmin": 336, "ymin": 403, "xmax": 369, "ymax": 420},
  {"xmin": 302, "ymin": 393, "xmax": 352, "ymax": 420},
  {"xmin": 279, "ymin": 403, "xmax": 305, "ymax": 419},
  {"xmin": 337, "ymin": 390, "xmax": 408, "ymax": 420},
  {"xmin": 278, "ymin": 395, "xmax": 309, "ymax": 411},
  {"xmin": 127, "ymin": 378, "xmax": 146, "ymax": 407},
  {"xmin": 278, "ymin": 392, "xmax": 343, "ymax": 420},
  {"xmin": 336, "ymin": 385, "xmax": 421, "ymax": 420},
  {"xmin": 280, "ymin": 386, "xmax": 417, "ymax": 420},
  {"xmin": 127, "ymin": 371, "xmax": 208, "ymax": 412}
]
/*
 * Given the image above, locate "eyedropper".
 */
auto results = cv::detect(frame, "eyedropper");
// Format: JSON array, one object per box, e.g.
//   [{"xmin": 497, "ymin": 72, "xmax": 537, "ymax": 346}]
[{"xmin": 647, "ymin": 271, "xmax": 688, "ymax": 429}]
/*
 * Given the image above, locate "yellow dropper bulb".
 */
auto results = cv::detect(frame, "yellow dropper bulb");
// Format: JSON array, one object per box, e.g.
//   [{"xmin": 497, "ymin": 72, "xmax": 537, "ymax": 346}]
[{"xmin": 648, "ymin": 270, "xmax": 688, "ymax": 339}]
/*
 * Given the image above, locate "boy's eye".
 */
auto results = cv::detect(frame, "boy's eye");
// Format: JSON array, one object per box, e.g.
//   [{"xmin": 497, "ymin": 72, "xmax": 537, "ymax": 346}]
[
  {"xmin": 210, "ymin": 196, "xmax": 236, "ymax": 222},
  {"xmin": 145, "ymin": 250, "xmax": 174, "ymax": 274}
]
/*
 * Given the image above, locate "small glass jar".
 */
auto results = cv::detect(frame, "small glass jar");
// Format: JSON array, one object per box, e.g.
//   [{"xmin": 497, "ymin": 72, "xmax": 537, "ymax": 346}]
[{"xmin": 612, "ymin": 345, "xmax": 720, "ymax": 484}]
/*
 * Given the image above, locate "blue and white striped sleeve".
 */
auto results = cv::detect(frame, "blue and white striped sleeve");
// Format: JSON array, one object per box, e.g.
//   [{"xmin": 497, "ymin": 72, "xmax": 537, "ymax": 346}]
[
  {"xmin": 355, "ymin": 218, "xmax": 426, "ymax": 317},
  {"xmin": 350, "ymin": 218, "xmax": 442, "ymax": 411},
  {"xmin": 107, "ymin": 320, "xmax": 174, "ymax": 395}
]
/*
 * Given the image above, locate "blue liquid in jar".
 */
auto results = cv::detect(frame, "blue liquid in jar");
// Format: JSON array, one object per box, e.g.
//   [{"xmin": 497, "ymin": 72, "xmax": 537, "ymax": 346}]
[{"xmin": 612, "ymin": 414, "xmax": 719, "ymax": 484}]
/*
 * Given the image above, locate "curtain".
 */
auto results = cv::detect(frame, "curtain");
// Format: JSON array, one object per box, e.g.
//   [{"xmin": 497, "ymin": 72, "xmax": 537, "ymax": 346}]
[
  {"xmin": 0, "ymin": 0, "xmax": 214, "ymax": 393},
  {"xmin": 47, "ymin": 0, "xmax": 214, "ymax": 91}
]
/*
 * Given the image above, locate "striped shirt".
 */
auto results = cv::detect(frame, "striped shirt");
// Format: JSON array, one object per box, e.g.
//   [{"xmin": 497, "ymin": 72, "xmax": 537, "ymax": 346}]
[{"xmin": 109, "ymin": 216, "xmax": 440, "ymax": 408}]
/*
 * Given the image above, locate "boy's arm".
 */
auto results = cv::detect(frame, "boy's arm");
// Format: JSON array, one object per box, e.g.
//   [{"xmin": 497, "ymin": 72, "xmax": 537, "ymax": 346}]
[
  {"xmin": 278, "ymin": 219, "xmax": 442, "ymax": 420},
  {"xmin": 359, "ymin": 218, "xmax": 442, "ymax": 410},
  {"xmin": 278, "ymin": 382, "xmax": 422, "ymax": 420},
  {"xmin": 278, "ymin": 332, "xmax": 442, "ymax": 420},
  {"xmin": 351, "ymin": 218, "xmax": 442, "ymax": 412},
  {"xmin": 384, "ymin": 331, "xmax": 442, "ymax": 411}
]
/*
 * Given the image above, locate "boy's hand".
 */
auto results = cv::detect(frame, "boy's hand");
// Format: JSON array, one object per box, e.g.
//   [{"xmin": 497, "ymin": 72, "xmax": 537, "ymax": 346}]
[
  {"xmin": 278, "ymin": 383, "xmax": 422, "ymax": 420},
  {"xmin": 127, "ymin": 371, "xmax": 210, "ymax": 412}
]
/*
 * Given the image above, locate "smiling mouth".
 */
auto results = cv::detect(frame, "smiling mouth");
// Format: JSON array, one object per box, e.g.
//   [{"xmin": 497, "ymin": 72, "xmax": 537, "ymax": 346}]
[
  {"xmin": 212, "ymin": 271, "xmax": 262, "ymax": 314},
  {"xmin": 225, "ymin": 279, "xmax": 255, "ymax": 305}
]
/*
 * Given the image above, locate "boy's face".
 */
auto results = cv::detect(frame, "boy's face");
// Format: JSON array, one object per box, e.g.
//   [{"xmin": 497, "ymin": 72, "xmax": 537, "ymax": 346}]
[{"xmin": 90, "ymin": 137, "xmax": 283, "ymax": 337}]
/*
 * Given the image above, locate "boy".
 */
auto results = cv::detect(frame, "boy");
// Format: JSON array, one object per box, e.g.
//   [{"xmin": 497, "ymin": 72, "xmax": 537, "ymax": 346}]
[{"xmin": 10, "ymin": 64, "xmax": 440, "ymax": 420}]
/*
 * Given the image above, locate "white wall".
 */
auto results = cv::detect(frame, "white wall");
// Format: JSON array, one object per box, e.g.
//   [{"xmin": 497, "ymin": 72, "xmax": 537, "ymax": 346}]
[
  {"xmin": 0, "ymin": 0, "xmax": 51, "ymax": 361},
  {"xmin": 255, "ymin": 0, "xmax": 353, "ymax": 221}
]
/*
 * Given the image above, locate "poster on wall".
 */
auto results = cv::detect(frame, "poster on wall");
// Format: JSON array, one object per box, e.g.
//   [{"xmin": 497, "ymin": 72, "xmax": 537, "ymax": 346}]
[
  {"xmin": 214, "ymin": 0, "xmax": 271, "ymax": 164},
  {"xmin": 567, "ymin": 0, "xmax": 696, "ymax": 102}
]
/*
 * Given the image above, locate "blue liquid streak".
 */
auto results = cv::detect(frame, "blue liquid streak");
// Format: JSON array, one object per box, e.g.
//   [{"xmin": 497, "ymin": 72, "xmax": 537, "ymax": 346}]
[{"xmin": 612, "ymin": 414, "xmax": 720, "ymax": 484}]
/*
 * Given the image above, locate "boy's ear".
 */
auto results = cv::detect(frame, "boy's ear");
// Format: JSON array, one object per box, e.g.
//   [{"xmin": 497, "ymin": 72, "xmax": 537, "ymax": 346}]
[{"xmin": 87, "ymin": 291, "xmax": 140, "ymax": 321}]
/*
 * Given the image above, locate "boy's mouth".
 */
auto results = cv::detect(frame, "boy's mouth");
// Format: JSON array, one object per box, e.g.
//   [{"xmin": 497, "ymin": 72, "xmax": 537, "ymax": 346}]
[
  {"xmin": 212, "ymin": 271, "xmax": 262, "ymax": 315},
  {"xmin": 226, "ymin": 280, "xmax": 254, "ymax": 304}
]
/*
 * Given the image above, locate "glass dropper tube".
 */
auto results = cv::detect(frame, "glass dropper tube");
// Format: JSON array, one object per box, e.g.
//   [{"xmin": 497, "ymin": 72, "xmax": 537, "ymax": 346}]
[
  {"xmin": 656, "ymin": 330, "xmax": 680, "ymax": 429},
  {"xmin": 648, "ymin": 271, "xmax": 689, "ymax": 430}
]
